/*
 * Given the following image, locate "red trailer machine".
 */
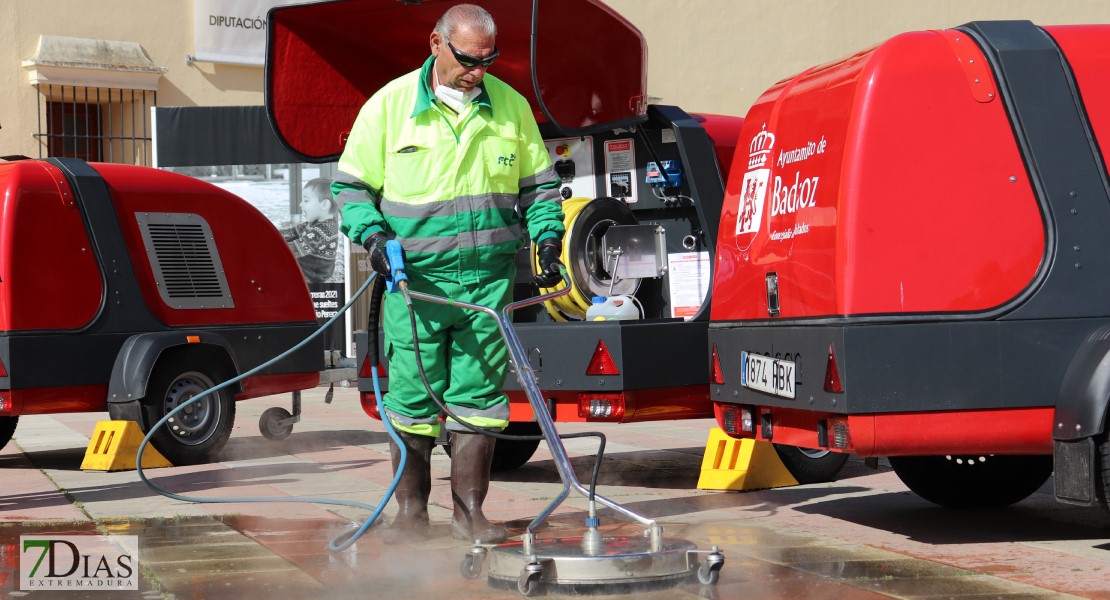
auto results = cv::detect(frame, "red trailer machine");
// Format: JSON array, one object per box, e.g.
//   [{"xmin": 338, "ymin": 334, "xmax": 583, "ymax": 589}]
[
  {"xmin": 266, "ymin": 0, "xmax": 744, "ymax": 471},
  {"xmin": 709, "ymin": 21, "xmax": 1110, "ymax": 509},
  {"xmin": 0, "ymin": 159, "xmax": 324, "ymax": 464}
]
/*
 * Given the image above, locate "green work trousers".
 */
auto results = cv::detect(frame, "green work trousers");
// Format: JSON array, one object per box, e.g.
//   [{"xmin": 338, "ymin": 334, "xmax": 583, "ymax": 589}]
[{"xmin": 382, "ymin": 265, "xmax": 514, "ymax": 437}]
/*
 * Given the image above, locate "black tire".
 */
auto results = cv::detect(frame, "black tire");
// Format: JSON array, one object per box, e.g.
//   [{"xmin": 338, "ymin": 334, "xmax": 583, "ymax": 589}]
[
  {"xmin": 0, "ymin": 416, "xmax": 18, "ymax": 452},
  {"xmin": 889, "ymin": 454, "xmax": 1052, "ymax": 508},
  {"xmin": 517, "ymin": 575, "xmax": 541, "ymax": 597},
  {"xmin": 491, "ymin": 422, "xmax": 543, "ymax": 473},
  {"xmin": 460, "ymin": 554, "xmax": 482, "ymax": 579},
  {"xmin": 697, "ymin": 563, "xmax": 721, "ymax": 585},
  {"xmin": 1095, "ymin": 433, "xmax": 1110, "ymax": 510},
  {"xmin": 259, "ymin": 407, "xmax": 294, "ymax": 441},
  {"xmin": 773, "ymin": 444, "xmax": 850, "ymax": 484},
  {"xmin": 141, "ymin": 353, "xmax": 236, "ymax": 466},
  {"xmin": 443, "ymin": 422, "xmax": 543, "ymax": 473}
]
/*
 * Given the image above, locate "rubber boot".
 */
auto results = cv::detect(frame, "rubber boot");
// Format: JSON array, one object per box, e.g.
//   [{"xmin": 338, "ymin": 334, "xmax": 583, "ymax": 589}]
[
  {"xmin": 449, "ymin": 431, "xmax": 508, "ymax": 544},
  {"xmin": 380, "ymin": 431, "xmax": 434, "ymax": 545}
]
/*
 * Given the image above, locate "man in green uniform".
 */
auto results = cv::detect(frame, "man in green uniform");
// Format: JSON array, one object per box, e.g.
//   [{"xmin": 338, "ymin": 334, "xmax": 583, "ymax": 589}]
[{"xmin": 332, "ymin": 3, "xmax": 565, "ymax": 544}]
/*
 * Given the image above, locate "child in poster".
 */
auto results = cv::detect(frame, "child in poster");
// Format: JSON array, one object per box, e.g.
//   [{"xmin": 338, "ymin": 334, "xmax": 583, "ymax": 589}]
[{"xmin": 281, "ymin": 178, "xmax": 339, "ymax": 284}]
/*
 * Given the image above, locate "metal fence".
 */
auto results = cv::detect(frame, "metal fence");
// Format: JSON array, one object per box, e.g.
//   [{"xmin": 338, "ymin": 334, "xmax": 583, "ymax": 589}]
[{"xmin": 33, "ymin": 84, "xmax": 155, "ymax": 166}]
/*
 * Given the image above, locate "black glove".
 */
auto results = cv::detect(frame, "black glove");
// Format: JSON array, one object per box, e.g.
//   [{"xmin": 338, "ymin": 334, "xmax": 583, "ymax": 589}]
[
  {"xmin": 362, "ymin": 232, "xmax": 392, "ymax": 277},
  {"xmin": 533, "ymin": 239, "xmax": 564, "ymax": 288}
]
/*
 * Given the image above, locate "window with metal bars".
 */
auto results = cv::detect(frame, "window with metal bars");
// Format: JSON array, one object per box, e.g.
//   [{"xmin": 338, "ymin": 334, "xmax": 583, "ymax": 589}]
[{"xmin": 34, "ymin": 84, "xmax": 155, "ymax": 166}]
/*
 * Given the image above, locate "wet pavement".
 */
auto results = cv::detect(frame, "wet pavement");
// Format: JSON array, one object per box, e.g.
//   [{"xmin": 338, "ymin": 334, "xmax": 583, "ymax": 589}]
[{"xmin": 2, "ymin": 387, "xmax": 1109, "ymax": 599}]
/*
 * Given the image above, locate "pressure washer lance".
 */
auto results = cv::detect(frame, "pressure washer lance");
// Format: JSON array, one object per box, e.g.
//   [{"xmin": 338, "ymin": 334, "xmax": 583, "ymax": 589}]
[
  {"xmin": 387, "ymin": 238, "xmax": 725, "ymax": 589},
  {"xmin": 384, "ymin": 241, "xmax": 677, "ymax": 554}
]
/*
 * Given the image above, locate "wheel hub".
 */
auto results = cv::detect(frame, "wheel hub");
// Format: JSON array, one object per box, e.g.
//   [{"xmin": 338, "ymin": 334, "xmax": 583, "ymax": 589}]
[{"xmin": 164, "ymin": 374, "xmax": 220, "ymax": 443}]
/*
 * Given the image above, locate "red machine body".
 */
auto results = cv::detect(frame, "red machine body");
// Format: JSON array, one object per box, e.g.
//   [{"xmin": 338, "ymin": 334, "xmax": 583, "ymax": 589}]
[
  {"xmin": 0, "ymin": 161, "xmax": 316, "ymax": 332},
  {"xmin": 266, "ymin": 0, "xmax": 647, "ymax": 162},
  {"xmin": 713, "ymin": 29, "xmax": 1044, "ymax": 320},
  {"xmin": 0, "ymin": 158, "xmax": 323, "ymax": 463},
  {"xmin": 709, "ymin": 22, "xmax": 1110, "ymax": 507}
]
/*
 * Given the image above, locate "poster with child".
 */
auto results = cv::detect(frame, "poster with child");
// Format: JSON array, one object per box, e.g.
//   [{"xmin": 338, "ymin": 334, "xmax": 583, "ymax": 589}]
[
  {"xmin": 281, "ymin": 178, "xmax": 340, "ymax": 283},
  {"xmin": 281, "ymin": 178, "xmax": 345, "ymax": 353}
]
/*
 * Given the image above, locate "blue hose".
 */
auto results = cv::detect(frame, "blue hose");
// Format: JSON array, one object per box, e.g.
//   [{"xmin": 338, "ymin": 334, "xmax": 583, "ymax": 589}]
[{"xmin": 135, "ymin": 273, "xmax": 407, "ymax": 552}]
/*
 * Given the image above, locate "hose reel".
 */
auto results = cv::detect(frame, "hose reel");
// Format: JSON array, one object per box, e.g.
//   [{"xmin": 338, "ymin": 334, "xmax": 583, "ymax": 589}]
[{"xmin": 532, "ymin": 197, "xmax": 645, "ymax": 321}]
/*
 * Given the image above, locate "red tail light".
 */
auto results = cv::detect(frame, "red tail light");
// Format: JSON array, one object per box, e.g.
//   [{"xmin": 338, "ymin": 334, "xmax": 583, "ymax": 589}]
[
  {"xmin": 360, "ymin": 392, "xmax": 382, "ymax": 420},
  {"xmin": 0, "ymin": 357, "xmax": 7, "ymax": 377},
  {"xmin": 585, "ymin": 340, "xmax": 620, "ymax": 375},
  {"xmin": 578, "ymin": 393, "xmax": 625, "ymax": 420},
  {"xmin": 719, "ymin": 404, "xmax": 754, "ymax": 436},
  {"xmin": 359, "ymin": 356, "xmax": 385, "ymax": 420},
  {"xmin": 710, "ymin": 344, "xmax": 724, "ymax": 384},
  {"xmin": 823, "ymin": 344, "xmax": 843, "ymax": 393}
]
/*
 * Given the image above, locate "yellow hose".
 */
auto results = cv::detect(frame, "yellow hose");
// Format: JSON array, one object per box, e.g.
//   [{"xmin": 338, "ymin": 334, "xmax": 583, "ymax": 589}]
[{"xmin": 533, "ymin": 197, "xmax": 593, "ymax": 321}]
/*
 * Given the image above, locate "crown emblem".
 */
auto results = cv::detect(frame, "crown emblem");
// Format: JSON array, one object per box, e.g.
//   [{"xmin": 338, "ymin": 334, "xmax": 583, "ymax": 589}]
[{"xmin": 747, "ymin": 123, "xmax": 775, "ymax": 170}]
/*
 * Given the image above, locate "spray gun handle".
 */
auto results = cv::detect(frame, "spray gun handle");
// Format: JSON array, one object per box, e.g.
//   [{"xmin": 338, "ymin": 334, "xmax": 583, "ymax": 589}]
[{"xmin": 385, "ymin": 239, "xmax": 408, "ymax": 293}]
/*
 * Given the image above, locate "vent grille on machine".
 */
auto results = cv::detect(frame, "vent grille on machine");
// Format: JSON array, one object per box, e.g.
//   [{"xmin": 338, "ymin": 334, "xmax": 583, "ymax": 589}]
[{"xmin": 137, "ymin": 213, "xmax": 235, "ymax": 309}]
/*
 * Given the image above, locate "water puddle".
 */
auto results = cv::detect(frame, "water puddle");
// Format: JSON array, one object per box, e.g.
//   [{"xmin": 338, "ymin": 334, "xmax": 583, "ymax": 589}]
[{"xmin": 0, "ymin": 517, "xmax": 1064, "ymax": 599}]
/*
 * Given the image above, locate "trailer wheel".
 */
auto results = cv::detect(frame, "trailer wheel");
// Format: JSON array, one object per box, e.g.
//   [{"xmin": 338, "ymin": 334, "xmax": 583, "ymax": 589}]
[
  {"xmin": 259, "ymin": 407, "xmax": 294, "ymax": 441},
  {"xmin": 773, "ymin": 444, "xmax": 850, "ymax": 484},
  {"xmin": 0, "ymin": 416, "xmax": 17, "ymax": 451},
  {"xmin": 1096, "ymin": 433, "xmax": 1110, "ymax": 509},
  {"xmin": 141, "ymin": 354, "xmax": 235, "ymax": 465},
  {"xmin": 888, "ymin": 454, "xmax": 1052, "ymax": 508}
]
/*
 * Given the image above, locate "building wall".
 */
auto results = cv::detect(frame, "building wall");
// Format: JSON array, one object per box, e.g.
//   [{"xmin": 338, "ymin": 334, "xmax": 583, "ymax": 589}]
[
  {"xmin": 0, "ymin": 1, "xmax": 1105, "ymax": 159},
  {"xmin": 0, "ymin": 1, "xmax": 262, "ymax": 160}
]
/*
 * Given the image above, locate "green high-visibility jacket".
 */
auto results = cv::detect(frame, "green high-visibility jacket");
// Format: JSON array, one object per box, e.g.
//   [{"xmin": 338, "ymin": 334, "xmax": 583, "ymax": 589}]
[{"xmin": 334, "ymin": 55, "xmax": 564, "ymax": 286}]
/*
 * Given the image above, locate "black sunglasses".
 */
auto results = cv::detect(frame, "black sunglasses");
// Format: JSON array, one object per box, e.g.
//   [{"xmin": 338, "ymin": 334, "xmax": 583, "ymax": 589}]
[{"xmin": 447, "ymin": 41, "xmax": 499, "ymax": 69}]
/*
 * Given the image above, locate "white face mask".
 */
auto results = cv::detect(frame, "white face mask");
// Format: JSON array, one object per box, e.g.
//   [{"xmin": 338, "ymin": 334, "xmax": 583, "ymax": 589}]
[
  {"xmin": 433, "ymin": 58, "xmax": 479, "ymax": 112},
  {"xmin": 435, "ymin": 84, "xmax": 479, "ymax": 112}
]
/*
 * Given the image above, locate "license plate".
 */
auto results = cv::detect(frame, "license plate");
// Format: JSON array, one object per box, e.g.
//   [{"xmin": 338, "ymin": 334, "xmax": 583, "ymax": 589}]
[{"xmin": 740, "ymin": 351, "xmax": 796, "ymax": 399}]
